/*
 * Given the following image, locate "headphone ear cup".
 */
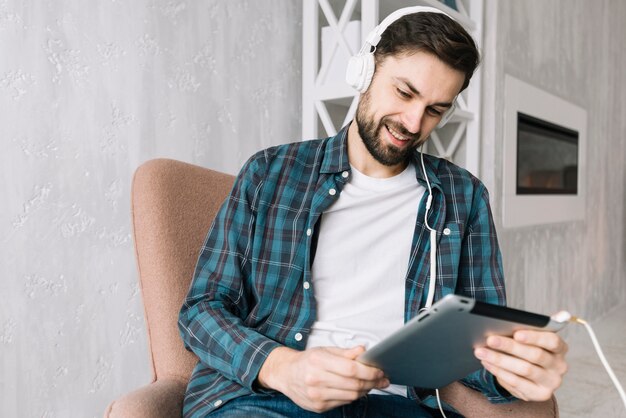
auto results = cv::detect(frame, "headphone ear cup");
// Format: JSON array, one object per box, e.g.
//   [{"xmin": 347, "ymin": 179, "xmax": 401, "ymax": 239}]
[
  {"xmin": 345, "ymin": 55, "xmax": 364, "ymax": 91},
  {"xmin": 346, "ymin": 53, "xmax": 376, "ymax": 93},
  {"xmin": 437, "ymin": 101, "xmax": 457, "ymax": 128},
  {"xmin": 359, "ymin": 53, "xmax": 375, "ymax": 93}
]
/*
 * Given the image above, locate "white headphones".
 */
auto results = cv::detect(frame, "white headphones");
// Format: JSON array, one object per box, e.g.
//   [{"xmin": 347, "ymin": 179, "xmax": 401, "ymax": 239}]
[
  {"xmin": 345, "ymin": 6, "xmax": 457, "ymax": 128},
  {"xmin": 345, "ymin": 6, "xmax": 460, "ymax": 310}
]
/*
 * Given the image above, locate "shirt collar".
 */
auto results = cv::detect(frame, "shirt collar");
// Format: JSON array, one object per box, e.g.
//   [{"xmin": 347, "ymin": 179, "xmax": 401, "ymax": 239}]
[
  {"xmin": 320, "ymin": 124, "xmax": 442, "ymax": 189},
  {"xmin": 320, "ymin": 126, "xmax": 351, "ymax": 174}
]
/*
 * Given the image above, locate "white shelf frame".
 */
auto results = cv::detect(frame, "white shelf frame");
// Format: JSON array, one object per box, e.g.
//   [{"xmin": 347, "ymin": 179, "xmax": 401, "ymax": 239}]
[{"xmin": 302, "ymin": 0, "xmax": 484, "ymax": 176}]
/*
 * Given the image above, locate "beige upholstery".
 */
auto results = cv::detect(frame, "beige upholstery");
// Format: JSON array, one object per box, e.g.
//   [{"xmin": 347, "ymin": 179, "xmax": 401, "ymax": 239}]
[{"xmin": 105, "ymin": 158, "xmax": 558, "ymax": 417}]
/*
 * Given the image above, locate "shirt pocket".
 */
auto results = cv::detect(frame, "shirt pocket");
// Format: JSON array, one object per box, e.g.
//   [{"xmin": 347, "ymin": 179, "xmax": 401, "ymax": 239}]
[{"xmin": 436, "ymin": 222, "xmax": 463, "ymax": 297}]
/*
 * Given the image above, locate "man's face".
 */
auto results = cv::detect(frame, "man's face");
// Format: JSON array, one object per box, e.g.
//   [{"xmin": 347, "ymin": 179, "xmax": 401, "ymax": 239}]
[{"xmin": 354, "ymin": 51, "xmax": 465, "ymax": 168}]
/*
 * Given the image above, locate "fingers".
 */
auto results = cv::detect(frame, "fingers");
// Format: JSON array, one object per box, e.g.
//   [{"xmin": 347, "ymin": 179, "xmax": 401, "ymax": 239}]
[
  {"xmin": 482, "ymin": 335, "xmax": 555, "ymax": 369},
  {"xmin": 483, "ymin": 333, "xmax": 569, "ymax": 375},
  {"xmin": 325, "ymin": 345, "xmax": 366, "ymax": 359},
  {"xmin": 295, "ymin": 388, "xmax": 369, "ymax": 414},
  {"xmin": 481, "ymin": 360, "xmax": 553, "ymax": 401},
  {"xmin": 513, "ymin": 330, "xmax": 569, "ymax": 355},
  {"xmin": 307, "ymin": 387, "xmax": 368, "ymax": 402},
  {"xmin": 297, "ymin": 363, "xmax": 388, "ymax": 413},
  {"xmin": 285, "ymin": 346, "xmax": 389, "ymax": 413},
  {"xmin": 311, "ymin": 347, "xmax": 385, "ymax": 382},
  {"xmin": 474, "ymin": 331, "xmax": 569, "ymax": 402},
  {"xmin": 475, "ymin": 345, "xmax": 562, "ymax": 392},
  {"xmin": 307, "ymin": 368, "xmax": 389, "ymax": 392}
]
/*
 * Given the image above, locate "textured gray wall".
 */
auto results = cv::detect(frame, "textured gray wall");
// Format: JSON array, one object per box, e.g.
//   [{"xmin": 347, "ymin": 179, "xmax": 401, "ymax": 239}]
[
  {"xmin": 482, "ymin": 0, "xmax": 626, "ymax": 319},
  {"xmin": 0, "ymin": 1, "xmax": 301, "ymax": 416},
  {"xmin": 2, "ymin": 0, "xmax": 625, "ymax": 416}
]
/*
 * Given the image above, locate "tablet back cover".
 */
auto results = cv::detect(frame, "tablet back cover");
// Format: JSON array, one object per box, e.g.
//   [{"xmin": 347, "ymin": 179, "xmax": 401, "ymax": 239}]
[{"xmin": 358, "ymin": 295, "xmax": 541, "ymax": 389}]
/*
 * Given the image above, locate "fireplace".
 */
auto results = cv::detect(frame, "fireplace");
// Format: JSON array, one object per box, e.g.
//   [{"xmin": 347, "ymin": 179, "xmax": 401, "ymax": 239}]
[{"xmin": 503, "ymin": 76, "xmax": 587, "ymax": 228}]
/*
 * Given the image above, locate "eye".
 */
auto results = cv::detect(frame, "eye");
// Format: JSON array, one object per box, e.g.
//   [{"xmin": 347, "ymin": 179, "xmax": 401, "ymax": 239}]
[
  {"xmin": 427, "ymin": 107, "xmax": 444, "ymax": 117},
  {"xmin": 396, "ymin": 88, "xmax": 411, "ymax": 99}
]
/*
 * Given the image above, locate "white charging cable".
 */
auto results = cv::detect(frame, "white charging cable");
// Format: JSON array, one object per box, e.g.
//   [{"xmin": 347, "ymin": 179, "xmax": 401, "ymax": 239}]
[{"xmin": 570, "ymin": 316, "xmax": 626, "ymax": 409}]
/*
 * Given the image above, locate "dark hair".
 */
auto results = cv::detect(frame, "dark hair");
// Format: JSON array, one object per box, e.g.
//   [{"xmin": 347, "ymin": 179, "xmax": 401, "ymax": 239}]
[{"xmin": 374, "ymin": 12, "xmax": 480, "ymax": 92}]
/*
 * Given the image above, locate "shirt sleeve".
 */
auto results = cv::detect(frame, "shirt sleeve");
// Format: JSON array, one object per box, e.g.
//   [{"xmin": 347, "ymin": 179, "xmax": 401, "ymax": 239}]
[
  {"xmin": 456, "ymin": 183, "xmax": 516, "ymax": 403},
  {"xmin": 178, "ymin": 152, "xmax": 282, "ymax": 392}
]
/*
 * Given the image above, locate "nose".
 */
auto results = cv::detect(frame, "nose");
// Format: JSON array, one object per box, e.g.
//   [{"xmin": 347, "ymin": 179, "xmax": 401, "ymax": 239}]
[{"xmin": 400, "ymin": 104, "xmax": 425, "ymax": 135}]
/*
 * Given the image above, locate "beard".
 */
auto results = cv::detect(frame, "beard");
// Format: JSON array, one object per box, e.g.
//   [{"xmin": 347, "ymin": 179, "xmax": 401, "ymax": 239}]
[{"xmin": 355, "ymin": 91, "xmax": 424, "ymax": 166}]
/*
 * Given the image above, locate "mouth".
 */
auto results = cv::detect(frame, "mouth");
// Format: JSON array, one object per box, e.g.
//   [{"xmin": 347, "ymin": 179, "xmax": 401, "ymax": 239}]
[{"xmin": 384, "ymin": 123, "xmax": 416, "ymax": 147}]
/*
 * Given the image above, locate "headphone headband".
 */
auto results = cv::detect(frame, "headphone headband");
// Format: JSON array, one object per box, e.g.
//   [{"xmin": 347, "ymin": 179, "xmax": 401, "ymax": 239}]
[{"xmin": 364, "ymin": 6, "xmax": 451, "ymax": 49}]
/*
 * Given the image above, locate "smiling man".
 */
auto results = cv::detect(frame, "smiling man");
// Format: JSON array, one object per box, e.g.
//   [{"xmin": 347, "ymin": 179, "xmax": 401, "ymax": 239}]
[
  {"xmin": 349, "ymin": 51, "xmax": 462, "ymax": 177},
  {"xmin": 178, "ymin": 7, "xmax": 568, "ymax": 418}
]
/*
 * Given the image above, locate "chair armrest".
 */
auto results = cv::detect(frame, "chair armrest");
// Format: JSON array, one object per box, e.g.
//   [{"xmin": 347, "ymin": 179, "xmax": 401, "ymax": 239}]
[
  {"xmin": 104, "ymin": 379, "xmax": 186, "ymax": 418},
  {"xmin": 440, "ymin": 381, "xmax": 559, "ymax": 418}
]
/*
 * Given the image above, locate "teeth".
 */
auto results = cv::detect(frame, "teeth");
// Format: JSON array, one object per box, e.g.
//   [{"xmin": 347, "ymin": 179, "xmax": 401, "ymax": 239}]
[{"xmin": 387, "ymin": 125, "xmax": 409, "ymax": 141}]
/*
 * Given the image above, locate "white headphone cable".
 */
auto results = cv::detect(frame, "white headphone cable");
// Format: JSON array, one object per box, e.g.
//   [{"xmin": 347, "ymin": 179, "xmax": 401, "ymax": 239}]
[
  {"xmin": 420, "ymin": 146, "xmax": 438, "ymax": 310},
  {"xmin": 420, "ymin": 146, "xmax": 447, "ymax": 418}
]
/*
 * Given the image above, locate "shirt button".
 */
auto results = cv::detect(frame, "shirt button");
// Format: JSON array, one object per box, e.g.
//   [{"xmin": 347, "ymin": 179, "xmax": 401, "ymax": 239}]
[
  {"xmin": 328, "ymin": 188, "xmax": 336, "ymax": 196},
  {"xmin": 214, "ymin": 399, "xmax": 223, "ymax": 407},
  {"xmin": 294, "ymin": 332, "xmax": 303, "ymax": 341},
  {"xmin": 341, "ymin": 171, "xmax": 349, "ymax": 178},
  {"xmin": 306, "ymin": 228, "xmax": 312, "ymax": 236},
  {"xmin": 303, "ymin": 281, "xmax": 310, "ymax": 290},
  {"xmin": 443, "ymin": 228, "xmax": 451, "ymax": 236}
]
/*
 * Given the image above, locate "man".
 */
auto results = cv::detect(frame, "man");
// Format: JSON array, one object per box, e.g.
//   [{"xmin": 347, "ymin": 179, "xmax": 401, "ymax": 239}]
[{"xmin": 178, "ymin": 9, "xmax": 568, "ymax": 418}]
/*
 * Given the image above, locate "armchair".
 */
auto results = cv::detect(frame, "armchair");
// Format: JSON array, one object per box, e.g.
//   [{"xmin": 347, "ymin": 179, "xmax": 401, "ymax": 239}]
[{"xmin": 104, "ymin": 158, "xmax": 558, "ymax": 417}]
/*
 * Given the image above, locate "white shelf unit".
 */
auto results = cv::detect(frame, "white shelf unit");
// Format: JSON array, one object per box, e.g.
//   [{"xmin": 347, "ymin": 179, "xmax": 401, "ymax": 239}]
[{"xmin": 302, "ymin": 0, "xmax": 484, "ymax": 175}]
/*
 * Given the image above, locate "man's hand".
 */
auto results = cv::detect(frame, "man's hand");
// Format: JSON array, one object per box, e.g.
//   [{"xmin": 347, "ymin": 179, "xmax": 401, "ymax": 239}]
[
  {"xmin": 474, "ymin": 330, "xmax": 569, "ymax": 401},
  {"xmin": 257, "ymin": 345, "xmax": 389, "ymax": 413}
]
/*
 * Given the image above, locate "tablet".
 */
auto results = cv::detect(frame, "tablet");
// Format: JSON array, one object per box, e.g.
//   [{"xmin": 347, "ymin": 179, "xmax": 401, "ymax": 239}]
[{"xmin": 357, "ymin": 294, "xmax": 568, "ymax": 389}]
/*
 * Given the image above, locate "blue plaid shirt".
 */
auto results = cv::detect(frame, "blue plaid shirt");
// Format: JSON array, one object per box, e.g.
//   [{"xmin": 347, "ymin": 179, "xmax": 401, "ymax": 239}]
[{"xmin": 178, "ymin": 127, "xmax": 514, "ymax": 417}]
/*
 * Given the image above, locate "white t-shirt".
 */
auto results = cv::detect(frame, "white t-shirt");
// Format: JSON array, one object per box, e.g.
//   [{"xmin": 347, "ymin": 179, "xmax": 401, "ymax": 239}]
[{"xmin": 306, "ymin": 163, "xmax": 426, "ymax": 396}]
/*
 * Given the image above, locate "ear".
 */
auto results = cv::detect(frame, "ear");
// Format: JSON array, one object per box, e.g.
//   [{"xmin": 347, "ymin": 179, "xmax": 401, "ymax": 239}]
[{"xmin": 437, "ymin": 101, "xmax": 456, "ymax": 128}]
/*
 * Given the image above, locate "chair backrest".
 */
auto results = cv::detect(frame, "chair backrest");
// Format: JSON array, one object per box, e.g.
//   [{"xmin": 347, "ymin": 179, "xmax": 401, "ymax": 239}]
[{"xmin": 131, "ymin": 158, "xmax": 234, "ymax": 383}]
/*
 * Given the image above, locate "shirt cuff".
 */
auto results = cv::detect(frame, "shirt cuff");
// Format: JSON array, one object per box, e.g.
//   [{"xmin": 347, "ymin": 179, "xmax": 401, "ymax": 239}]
[
  {"xmin": 232, "ymin": 336, "xmax": 283, "ymax": 393},
  {"xmin": 460, "ymin": 367, "xmax": 517, "ymax": 404}
]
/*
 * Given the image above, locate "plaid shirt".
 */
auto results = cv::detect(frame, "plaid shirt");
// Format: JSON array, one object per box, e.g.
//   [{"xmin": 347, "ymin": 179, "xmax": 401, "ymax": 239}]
[{"xmin": 178, "ymin": 127, "xmax": 513, "ymax": 417}]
